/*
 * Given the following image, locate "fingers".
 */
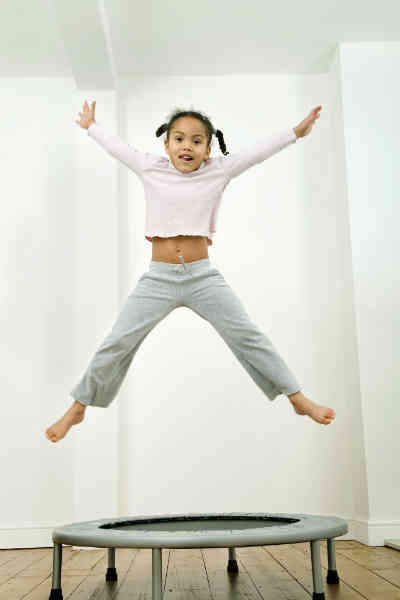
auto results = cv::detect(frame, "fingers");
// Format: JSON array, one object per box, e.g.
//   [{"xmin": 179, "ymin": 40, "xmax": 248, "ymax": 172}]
[
  {"xmin": 81, "ymin": 100, "xmax": 96, "ymax": 119},
  {"xmin": 82, "ymin": 100, "xmax": 95, "ymax": 110},
  {"xmin": 76, "ymin": 100, "xmax": 96, "ymax": 127},
  {"xmin": 309, "ymin": 106, "xmax": 322, "ymax": 122}
]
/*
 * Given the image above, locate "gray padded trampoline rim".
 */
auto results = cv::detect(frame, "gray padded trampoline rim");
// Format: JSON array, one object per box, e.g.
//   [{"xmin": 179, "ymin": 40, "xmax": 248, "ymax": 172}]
[{"xmin": 52, "ymin": 512, "xmax": 349, "ymax": 549}]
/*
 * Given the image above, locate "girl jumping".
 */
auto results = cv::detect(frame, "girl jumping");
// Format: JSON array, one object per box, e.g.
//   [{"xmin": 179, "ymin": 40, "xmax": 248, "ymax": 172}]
[{"xmin": 46, "ymin": 101, "xmax": 335, "ymax": 443}]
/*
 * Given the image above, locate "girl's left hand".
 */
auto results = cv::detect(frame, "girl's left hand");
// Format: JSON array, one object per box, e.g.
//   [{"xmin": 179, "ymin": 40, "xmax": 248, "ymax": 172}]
[{"xmin": 294, "ymin": 106, "xmax": 322, "ymax": 138}]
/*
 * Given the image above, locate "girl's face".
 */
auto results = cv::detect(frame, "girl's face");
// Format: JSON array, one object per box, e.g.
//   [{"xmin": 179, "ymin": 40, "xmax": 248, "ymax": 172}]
[{"xmin": 164, "ymin": 117, "xmax": 211, "ymax": 174}]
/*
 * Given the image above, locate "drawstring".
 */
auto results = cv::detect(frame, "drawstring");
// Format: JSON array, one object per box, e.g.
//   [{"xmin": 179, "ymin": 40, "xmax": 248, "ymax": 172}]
[{"xmin": 177, "ymin": 255, "xmax": 188, "ymax": 273}]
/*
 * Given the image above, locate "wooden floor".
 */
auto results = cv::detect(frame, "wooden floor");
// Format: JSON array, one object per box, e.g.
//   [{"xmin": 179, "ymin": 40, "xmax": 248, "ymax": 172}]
[{"xmin": 1, "ymin": 540, "xmax": 400, "ymax": 599}]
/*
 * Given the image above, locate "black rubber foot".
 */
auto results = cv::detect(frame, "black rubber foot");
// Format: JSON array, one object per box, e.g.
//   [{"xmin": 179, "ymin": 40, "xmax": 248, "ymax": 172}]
[
  {"xmin": 106, "ymin": 567, "xmax": 118, "ymax": 582},
  {"xmin": 327, "ymin": 569, "xmax": 340, "ymax": 584},
  {"xmin": 49, "ymin": 589, "xmax": 63, "ymax": 600},
  {"xmin": 227, "ymin": 559, "xmax": 239, "ymax": 573},
  {"xmin": 312, "ymin": 593, "xmax": 325, "ymax": 600}
]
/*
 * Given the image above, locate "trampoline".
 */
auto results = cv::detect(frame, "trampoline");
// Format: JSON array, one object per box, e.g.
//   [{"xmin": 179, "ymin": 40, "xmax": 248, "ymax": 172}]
[{"xmin": 49, "ymin": 512, "xmax": 348, "ymax": 600}]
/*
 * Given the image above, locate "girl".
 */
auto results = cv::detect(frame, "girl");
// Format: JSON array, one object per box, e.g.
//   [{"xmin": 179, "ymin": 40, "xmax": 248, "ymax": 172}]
[{"xmin": 46, "ymin": 101, "xmax": 335, "ymax": 443}]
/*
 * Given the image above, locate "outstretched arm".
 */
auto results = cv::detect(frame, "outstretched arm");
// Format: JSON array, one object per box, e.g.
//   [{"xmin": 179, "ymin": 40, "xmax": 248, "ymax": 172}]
[
  {"xmin": 220, "ymin": 105, "xmax": 322, "ymax": 181},
  {"xmin": 219, "ymin": 128, "xmax": 297, "ymax": 180},
  {"xmin": 76, "ymin": 100, "xmax": 147, "ymax": 175}
]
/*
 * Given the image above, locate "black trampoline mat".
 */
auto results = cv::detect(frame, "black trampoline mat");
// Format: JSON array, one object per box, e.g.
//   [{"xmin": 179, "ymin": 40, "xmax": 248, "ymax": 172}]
[{"xmin": 104, "ymin": 515, "xmax": 299, "ymax": 533}]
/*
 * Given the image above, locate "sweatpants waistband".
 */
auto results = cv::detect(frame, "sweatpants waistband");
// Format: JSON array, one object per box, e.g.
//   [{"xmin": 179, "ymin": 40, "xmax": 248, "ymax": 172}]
[{"xmin": 149, "ymin": 256, "xmax": 211, "ymax": 274}]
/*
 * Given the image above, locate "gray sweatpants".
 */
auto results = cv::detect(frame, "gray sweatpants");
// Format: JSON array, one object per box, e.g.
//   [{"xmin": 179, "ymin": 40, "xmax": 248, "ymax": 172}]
[{"xmin": 70, "ymin": 257, "xmax": 301, "ymax": 407}]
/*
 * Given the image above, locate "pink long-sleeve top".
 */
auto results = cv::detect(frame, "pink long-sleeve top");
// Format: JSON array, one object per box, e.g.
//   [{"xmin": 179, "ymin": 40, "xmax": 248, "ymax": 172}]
[{"xmin": 87, "ymin": 122, "xmax": 297, "ymax": 246}]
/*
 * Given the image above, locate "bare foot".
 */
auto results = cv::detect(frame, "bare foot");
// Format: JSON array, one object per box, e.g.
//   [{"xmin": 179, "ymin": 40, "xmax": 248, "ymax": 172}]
[
  {"xmin": 288, "ymin": 392, "xmax": 336, "ymax": 425},
  {"xmin": 45, "ymin": 400, "xmax": 87, "ymax": 443}
]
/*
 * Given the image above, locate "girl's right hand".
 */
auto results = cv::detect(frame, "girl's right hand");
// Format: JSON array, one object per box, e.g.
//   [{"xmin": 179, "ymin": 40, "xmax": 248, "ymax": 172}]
[{"xmin": 76, "ymin": 100, "xmax": 96, "ymax": 129}]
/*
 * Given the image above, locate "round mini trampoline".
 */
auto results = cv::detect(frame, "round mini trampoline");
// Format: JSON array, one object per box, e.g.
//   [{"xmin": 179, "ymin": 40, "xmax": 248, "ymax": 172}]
[{"xmin": 49, "ymin": 512, "xmax": 348, "ymax": 600}]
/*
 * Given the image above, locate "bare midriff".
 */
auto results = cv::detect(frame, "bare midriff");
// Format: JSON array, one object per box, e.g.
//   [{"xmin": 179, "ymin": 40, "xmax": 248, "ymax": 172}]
[{"xmin": 151, "ymin": 235, "xmax": 209, "ymax": 263}]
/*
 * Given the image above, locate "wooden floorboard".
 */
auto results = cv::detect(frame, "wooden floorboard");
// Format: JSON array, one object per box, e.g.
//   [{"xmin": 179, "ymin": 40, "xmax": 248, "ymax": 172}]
[
  {"xmin": 0, "ymin": 541, "xmax": 399, "ymax": 600},
  {"xmin": 201, "ymin": 547, "xmax": 265, "ymax": 599},
  {"xmin": 232, "ymin": 545, "xmax": 309, "ymax": 599},
  {"xmin": 164, "ymin": 548, "xmax": 211, "ymax": 599},
  {"xmin": 287, "ymin": 540, "xmax": 400, "ymax": 599}
]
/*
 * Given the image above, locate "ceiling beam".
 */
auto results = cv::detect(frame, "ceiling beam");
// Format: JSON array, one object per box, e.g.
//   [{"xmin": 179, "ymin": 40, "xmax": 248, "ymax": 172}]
[{"xmin": 52, "ymin": 0, "xmax": 116, "ymax": 89}]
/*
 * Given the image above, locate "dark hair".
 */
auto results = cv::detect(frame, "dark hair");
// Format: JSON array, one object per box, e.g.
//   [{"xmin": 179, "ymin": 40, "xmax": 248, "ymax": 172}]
[{"xmin": 155, "ymin": 107, "xmax": 229, "ymax": 156}]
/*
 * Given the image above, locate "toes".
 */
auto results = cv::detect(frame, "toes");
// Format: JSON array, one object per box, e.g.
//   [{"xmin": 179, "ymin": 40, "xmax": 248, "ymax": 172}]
[{"xmin": 46, "ymin": 429, "xmax": 58, "ymax": 442}]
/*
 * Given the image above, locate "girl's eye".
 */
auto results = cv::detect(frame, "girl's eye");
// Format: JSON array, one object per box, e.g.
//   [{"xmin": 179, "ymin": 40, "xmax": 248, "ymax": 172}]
[{"xmin": 176, "ymin": 138, "xmax": 201, "ymax": 144}]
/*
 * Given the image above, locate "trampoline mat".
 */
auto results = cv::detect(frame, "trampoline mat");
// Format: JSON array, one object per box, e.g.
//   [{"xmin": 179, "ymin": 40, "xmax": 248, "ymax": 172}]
[{"xmin": 102, "ymin": 515, "xmax": 300, "ymax": 533}]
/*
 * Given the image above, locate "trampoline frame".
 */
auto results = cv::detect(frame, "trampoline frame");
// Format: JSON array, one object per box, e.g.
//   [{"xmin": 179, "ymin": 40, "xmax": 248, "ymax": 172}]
[{"xmin": 49, "ymin": 512, "xmax": 348, "ymax": 600}]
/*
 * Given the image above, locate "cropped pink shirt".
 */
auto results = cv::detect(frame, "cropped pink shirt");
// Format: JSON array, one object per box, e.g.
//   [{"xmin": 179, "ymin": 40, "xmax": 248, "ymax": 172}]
[{"xmin": 87, "ymin": 122, "xmax": 297, "ymax": 245}]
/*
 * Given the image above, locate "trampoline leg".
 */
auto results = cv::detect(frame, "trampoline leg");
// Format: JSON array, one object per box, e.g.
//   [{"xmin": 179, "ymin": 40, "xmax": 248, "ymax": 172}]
[
  {"xmin": 106, "ymin": 547, "xmax": 118, "ymax": 582},
  {"xmin": 152, "ymin": 548, "xmax": 163, "ymax": 600},
  {"xmin": 310, "ymin": 540, "xmax": 325, "ymax": 600},
  {"xmin": 227, "ymin": 547, "xmax": 239, "ymax": 572},
  {"xmin": 326, "ymin": 538, "xmax": 340, "ymax": 584},
  {"xmin": 49, "ymin": 543, "xmax": 63, "ymax": 600}
]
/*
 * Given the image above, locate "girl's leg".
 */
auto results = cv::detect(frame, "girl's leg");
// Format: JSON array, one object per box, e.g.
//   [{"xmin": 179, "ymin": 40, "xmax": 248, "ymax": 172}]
[
  {"xmin": 70, "ymin": 269, "xmax": 180, "ymax": 408},
  {"xmin": 184, "ymin": 267, "xmax": 301, "ymax": 401}
]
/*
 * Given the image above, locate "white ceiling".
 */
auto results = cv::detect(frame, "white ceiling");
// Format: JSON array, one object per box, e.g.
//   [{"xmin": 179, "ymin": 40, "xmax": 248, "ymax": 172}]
[{"xmin": 0, "ymin": 0, "xmax": 399, "ymax": 84}]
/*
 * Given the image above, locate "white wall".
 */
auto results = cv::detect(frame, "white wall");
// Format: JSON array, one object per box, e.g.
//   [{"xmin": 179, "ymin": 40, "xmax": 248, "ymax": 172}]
[
  {"xmin": 0, "ymin": 83, "xmax": 120, "ymax": 547},
  {"xmin": 1, "ymin": 42, "xmax": 398, "ymax": 550},
  {"xmin": 0, "ymin": 78, "xmax": 77, "ymax": 538},
  {"xmin": 327, "ymin": 49, "xmax": 370, "ymax": 532},
  {"xmin": 338, "ymin": 43, "xmax": 400, "ymax": 525}
]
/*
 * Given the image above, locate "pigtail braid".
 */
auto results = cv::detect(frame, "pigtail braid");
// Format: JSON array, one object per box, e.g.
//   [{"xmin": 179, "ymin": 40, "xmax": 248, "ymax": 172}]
[
  {"xmin": 215, "ymin": 129, "xmax": 229, "ymax": 156},
  {"xmin": 155, "ymin": 123, "xmax": 168, "ymax": 137}
]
